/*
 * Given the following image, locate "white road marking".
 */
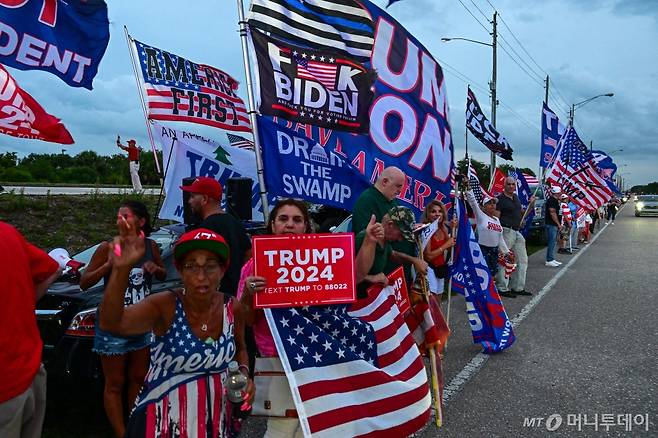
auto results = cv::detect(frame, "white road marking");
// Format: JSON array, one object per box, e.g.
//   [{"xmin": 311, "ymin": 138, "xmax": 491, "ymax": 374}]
[{"xmin": 442, "ymin": 218, "xmax": 613, "ymax": 403}]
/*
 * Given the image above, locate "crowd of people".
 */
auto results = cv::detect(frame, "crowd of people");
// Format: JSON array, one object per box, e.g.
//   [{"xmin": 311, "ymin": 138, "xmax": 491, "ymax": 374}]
[
  {"xmin": 2, "ymin": 166, "xmax": 621, "ymax": 438},
  {"xmin": 544, "ymin": 187, "xmax": 621, "ymax": 267}
]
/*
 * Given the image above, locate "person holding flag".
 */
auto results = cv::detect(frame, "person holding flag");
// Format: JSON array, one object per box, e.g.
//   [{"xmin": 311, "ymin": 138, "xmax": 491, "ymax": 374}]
[
  {"xmin": 465, "ymin": 189, "xmax": 512, "ymax": 296},
  {"xmin": 495, "ymin": 177, "xmax": 535, "ymax": 297}
]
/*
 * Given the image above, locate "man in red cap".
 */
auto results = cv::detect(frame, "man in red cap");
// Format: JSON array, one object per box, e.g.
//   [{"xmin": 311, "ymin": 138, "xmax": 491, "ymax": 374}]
[
  {"xmin": 117, "ymin": 136, "xmax": 142, "ymax": 191},
  {"xmin": 181, "ymin": 177, "xmax": 252, "ymax": 297}
]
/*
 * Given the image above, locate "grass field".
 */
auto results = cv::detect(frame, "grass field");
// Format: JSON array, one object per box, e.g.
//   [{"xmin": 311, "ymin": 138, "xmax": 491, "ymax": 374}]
[{"xmin": 0, "ymin": 191, "xmax": 165, "ymax": 253}]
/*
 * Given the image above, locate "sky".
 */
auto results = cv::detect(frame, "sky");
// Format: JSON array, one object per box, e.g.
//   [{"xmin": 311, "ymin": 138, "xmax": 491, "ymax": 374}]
[{"xmin": 1, "ymin": 0, "xmax": 657, "ymax": 188}]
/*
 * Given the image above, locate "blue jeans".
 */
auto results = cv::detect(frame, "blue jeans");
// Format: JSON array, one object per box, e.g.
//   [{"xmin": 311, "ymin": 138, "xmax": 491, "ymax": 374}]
[{"xmin": 546, "ymin": 225, "xmax": 558, "ymax": 262}]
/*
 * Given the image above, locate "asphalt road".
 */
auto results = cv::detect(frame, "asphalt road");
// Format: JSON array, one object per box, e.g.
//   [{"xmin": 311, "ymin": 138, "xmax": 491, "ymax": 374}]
[
  {"xmin": 417, "ymin": 205, "xmax": 656, "ymax": 437},
  {"xmin": 1, "ymin": 185, "xmax": 161, "ymax": 195}
]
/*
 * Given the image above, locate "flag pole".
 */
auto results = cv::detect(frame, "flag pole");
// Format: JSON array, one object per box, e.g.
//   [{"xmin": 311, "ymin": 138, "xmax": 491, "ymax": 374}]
[
  {"xmin": 443, "ymin": 171, "xmax": 460, "ymax": 352},
  {"xmin": 123, "ymin": 26, "xmax": 162, "ymax": 176},
  {"xmin": 414, "ymin": 236, "xmax": 443, "ymax": 428},
  {"xmin": 236, "ymin": 0, "xmax": 270, "ymax": 220}
]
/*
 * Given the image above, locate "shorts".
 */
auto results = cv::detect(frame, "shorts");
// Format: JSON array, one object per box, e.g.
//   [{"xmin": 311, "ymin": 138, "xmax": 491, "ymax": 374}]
[{"xmin": 93, "ymin": 324, "xmax": 152, "ymax": 356}]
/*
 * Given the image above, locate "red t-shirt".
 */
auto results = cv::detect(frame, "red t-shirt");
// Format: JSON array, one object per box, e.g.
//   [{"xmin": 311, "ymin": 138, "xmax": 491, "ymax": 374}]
[
  {"xmin": 127, "ymin": 145, "xmax": 139, "ymax": 161},
  {"xmin": 0, "ymin": 222, "xmax": 59, "ymax": 403}
]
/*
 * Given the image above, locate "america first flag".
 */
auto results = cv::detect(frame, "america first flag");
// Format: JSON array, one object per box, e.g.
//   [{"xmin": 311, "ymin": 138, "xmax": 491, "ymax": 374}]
[
  {"xmin": 545, "ymin": 127, "xmax": 613, "ymax": 210},
  {"xmin": 264, "ymin": 286, "xmax": 431, "ymax": 437},
  {"xmin": 133, "ymin": 38, "xmax": 250, "ymax": 132}
]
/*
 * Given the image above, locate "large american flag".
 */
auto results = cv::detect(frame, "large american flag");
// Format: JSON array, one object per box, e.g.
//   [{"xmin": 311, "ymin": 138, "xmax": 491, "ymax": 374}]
[
  {"xmin": 295, "ymin": 53, "xmax": 338, "ymax": 90},
  {"xmin": 546, "ymin": 127, "xmax": 613, "ymax": 210},
  {"xmin": 133, "ymin": 39, "xmax": 251, "ymax": 132},
  {"xmin": 264, "ymin": 286, "xmax": 431, "ymax": 437}
]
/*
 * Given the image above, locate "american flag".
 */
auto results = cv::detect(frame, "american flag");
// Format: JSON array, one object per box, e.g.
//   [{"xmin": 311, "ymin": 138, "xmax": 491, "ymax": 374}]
[
  {"xmin": 295, "ymin": 54, "xmax": 338, "ymax": 90},
  {"xmin": 264, "ymin": 287, "xmax": 431, "ymax": 437},
  {"xmin": 226, "ymin": 133, "xmax": 254, "ymax": 150},
  {"xmin": 468, "ymin": 163, "xmax": 491, "ymax": 204},
  {"xmin": 546, "ymin": 127, "xmax": 613, "ymax": 210},
  {"xmin": 523, "ymin": 173, "xmax": 539, "ymax": 185},
  {"xmin": 134, "ymin": 39, "xmax": 251, "ymax": 132}
]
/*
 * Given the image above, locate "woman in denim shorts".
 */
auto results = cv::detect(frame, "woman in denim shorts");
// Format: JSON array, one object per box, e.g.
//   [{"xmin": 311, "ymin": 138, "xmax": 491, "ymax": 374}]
[{"xmin": 80, "ymin": 201, "xmax": 165, "ymax": 438}]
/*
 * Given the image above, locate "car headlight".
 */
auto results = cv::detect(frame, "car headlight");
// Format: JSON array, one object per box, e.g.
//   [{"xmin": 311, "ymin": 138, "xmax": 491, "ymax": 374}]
[{"xmin": 636, "ymin": 202, "xmax": 644, "ymax": 210}]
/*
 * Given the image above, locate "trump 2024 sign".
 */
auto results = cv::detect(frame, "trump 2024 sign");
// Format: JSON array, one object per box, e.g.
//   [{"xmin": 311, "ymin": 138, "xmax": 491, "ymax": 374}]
[{"xmin": 253, "ymin": 233, "xmax": 355, "ymax": 308}]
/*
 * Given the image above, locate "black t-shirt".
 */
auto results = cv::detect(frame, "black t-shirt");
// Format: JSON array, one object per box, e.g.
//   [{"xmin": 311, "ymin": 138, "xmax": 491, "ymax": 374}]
[
  {"xmin": 198, "ymin": 213, "xmax": 252, "ymax": 297},
  {"xmin": 545, "ymin": 197, "xmax": 561, "ymax": 226},
  {"xmin": 496, "ymin": 193, "xmax": 523, "ymax": 229}
]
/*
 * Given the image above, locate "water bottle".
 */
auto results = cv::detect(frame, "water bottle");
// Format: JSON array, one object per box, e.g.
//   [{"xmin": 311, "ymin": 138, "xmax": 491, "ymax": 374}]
[{"xmin": 226, "ymin": 361, "xmax": 248, "ymax": 404}]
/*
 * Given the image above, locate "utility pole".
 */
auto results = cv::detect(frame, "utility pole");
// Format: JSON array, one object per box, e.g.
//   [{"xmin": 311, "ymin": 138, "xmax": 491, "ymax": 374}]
[
  {"xmin": 489, "ymin": 11, "xmax": 498, "ymax": 182},
  {"xmin": 544, "ymin": 75, "xmax": 549, "ymax": 104},
  {"xmin": 590, "ymin": 140, "xmax": 593, "ymax": 152}
]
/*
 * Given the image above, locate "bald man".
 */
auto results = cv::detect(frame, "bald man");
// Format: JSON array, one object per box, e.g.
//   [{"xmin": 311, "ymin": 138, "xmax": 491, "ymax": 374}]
[
  {"xmin": 352, "ymin": 166, "xmax": 405, "ymax": 232},
  {"xmin": 352, "ymin": 166, "xmax": 423, "ymax": 287}
]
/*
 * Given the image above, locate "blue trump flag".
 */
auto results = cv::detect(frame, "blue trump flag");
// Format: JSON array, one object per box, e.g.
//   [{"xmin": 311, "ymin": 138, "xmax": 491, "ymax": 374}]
[
  {"xmin": 257, "ymin": 116, "xmax": 371, "ymax": 210},
  {"xmin": 451, "ymin": 199, "xmax": 516, "ymax": 353},
  {"xmin": 262, "ymin": 0, "xmax": 454, "ymax": 217},
  {"xmin": 509, "ymin": 169, "xmax": 535, "ymax": 237},
  {"xmin": 0, "ymin": 0, "xmax": 110, "ymax": 89},
  {"xmin": 540, "ymin": 102, "xmax": 565, "ymax": 168}
]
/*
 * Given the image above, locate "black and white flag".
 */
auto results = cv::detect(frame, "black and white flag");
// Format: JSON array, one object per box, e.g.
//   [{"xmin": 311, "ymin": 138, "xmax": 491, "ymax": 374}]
[
  {"xmin": 466, "ymin": 87, "xmax": 514, "ymax": 160},
  {"xmin": 252, "ymin": 31, "xmax": 375, "ymax": 133},
  {"xmin": 248, "ymin": 0, "xmax": 375, "ymax": 61}
]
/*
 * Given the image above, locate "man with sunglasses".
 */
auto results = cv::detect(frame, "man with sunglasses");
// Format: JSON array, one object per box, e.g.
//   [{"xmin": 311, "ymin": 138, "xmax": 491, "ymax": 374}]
[{"xmin": 181, "ymin": 177, "xmax": 252, "ymax": 297}]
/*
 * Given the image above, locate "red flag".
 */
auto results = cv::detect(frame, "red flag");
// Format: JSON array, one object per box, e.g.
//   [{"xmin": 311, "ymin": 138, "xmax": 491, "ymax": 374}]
[
  {"xmin": 0, "ymin": 65, "xmax": 73, "ymax": 144},
  {"xmin": 489, "ymin": 167, "xmax": 507, "ymax": 195}
]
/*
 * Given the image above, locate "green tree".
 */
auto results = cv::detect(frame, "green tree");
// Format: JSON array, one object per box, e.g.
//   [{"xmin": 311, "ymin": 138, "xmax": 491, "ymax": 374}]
[
  {"xmin": 0, "ymin": 167, "xmax": 33, "ymax": 182},
  {"xmin": 456, "ymin": 157, "xmax": 490, "ymax": 188},
  {"xmin": 0, "ymin": 152, "xmax": 17, "ymax": 169}
]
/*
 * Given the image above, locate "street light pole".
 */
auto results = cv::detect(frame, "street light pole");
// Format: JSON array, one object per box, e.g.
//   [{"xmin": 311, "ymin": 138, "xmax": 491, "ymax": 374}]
[
  {"xmin": 569, "ymin": 93, "xmax": 614, "ymax": 126},
  {"xmin": 441, "ymin": 11, "xmax": 498, "ymax": 182},
  {"xmin": 489, "ymin": 11, "xmax": 497, "ymax": 183}
]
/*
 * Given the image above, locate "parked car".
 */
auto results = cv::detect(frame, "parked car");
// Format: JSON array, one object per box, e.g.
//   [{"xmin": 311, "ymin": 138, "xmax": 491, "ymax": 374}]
[
  {"xmin": 36, "ymin": 224, "xmax": 186, "ymax": 381},
  {"xmin": 36, "ymin": 220, "xmax": 267, "ymax": 382},
  {"xmin": 634, "ymin": 195, "xmax": 658, "ymax": 217},
  {"xmin": 526, "ymin": 185, "xmax": 546, "ymax": 242}
]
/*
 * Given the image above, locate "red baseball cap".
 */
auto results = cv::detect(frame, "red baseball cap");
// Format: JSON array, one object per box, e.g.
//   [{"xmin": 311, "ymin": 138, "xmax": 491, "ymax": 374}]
[
  {"xmin": 174, "ymin": 228, "xmax": 230, "ymax": 266},
  {"xmin": 180, "ymin": 177, "xmax": 222, "ymax": 200}
]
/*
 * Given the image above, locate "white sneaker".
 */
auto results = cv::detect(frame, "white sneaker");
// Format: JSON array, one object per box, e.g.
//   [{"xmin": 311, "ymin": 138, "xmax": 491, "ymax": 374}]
[
  {"xmin": 611, "ymin": 222, "xmax": 615, "ymax": 225},
  {"xmin": 605, "ymin": 222, "xmax": 609, "ymax": 225},
  {"xmin": 545, "ymin": 260, "xmax": 560, "ymax": 267},
  {"xmin": 554, "ymin": 260, "xmax": 563, "ymax": 265}
]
